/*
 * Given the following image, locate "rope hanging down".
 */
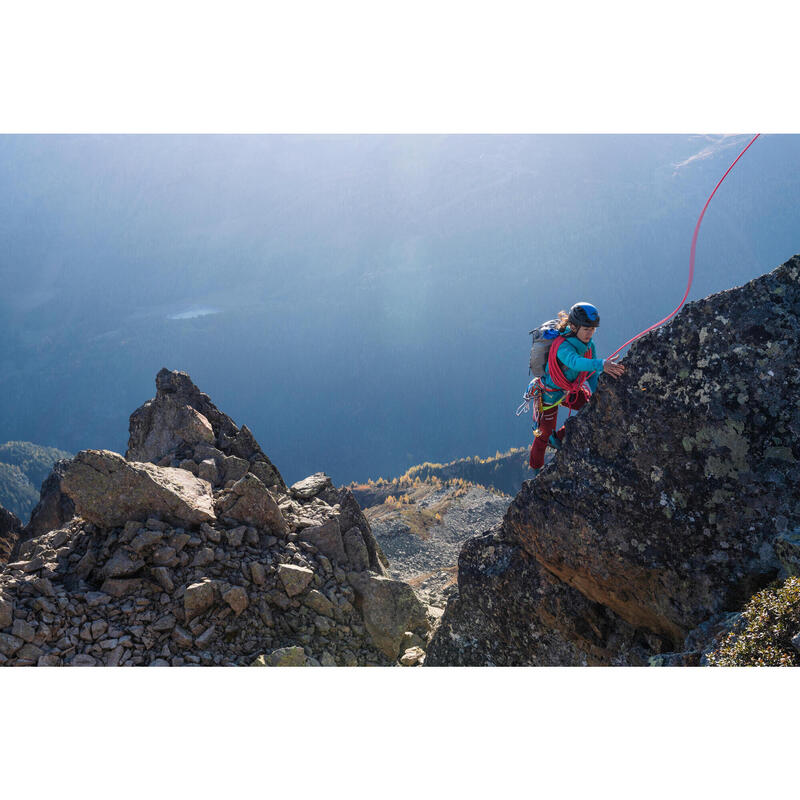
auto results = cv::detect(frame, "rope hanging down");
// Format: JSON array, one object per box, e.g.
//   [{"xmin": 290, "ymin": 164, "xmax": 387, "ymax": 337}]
[{"xmin": 607, "ymin": 133, "xmax": 761, "ymax": 361}]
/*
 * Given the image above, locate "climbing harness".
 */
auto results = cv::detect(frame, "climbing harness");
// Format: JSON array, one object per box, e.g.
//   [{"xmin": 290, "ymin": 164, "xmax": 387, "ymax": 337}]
[{"xmin": 516, "ymin": 335, "xmax": 597, "ymax": 437}]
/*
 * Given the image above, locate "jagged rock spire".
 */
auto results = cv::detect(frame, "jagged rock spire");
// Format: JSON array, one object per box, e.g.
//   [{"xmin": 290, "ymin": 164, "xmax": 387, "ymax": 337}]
[{"xmin": 127, "ymin": 368, "xmax": 285, "ymax": 490}]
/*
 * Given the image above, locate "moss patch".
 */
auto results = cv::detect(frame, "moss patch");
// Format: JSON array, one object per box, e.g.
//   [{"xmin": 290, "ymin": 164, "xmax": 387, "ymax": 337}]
[{"xmin": 706, "ymin": 577, "xmax": 800, "ymax": 666}]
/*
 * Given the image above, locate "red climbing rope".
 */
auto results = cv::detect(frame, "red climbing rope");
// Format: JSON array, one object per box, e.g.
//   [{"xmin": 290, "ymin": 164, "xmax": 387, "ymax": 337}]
[
  {"xmin": 547, "ymin": 337, "xmax": 594, "ymax": 394},
  {"xmin": 607, "ymin": 133, "xmax": 761, "ymax": 361}
]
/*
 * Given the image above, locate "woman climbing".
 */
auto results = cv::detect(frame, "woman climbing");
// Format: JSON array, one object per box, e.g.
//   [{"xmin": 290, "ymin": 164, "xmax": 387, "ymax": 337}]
[{"xmin": 528, "ymin": 302, "xmax": 625, "ymax": 475}]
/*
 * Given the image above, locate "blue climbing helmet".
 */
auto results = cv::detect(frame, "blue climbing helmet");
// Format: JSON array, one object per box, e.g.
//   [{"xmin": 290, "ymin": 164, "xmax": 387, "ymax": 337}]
[{"xmin": 568, "ymin": 301, "xmax": 600, "ymax": 328}]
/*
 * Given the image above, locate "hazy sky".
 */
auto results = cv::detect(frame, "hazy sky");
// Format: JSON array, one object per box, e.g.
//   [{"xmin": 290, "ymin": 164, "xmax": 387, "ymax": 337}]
[{"xmin": 1, "ymin": 134, "xmax": 798, "ymax": 484}]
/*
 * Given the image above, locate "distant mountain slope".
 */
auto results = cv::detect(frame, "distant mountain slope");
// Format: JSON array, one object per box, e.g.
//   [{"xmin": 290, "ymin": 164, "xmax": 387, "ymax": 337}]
[
  {"xmin": 348, "ymin": 448, "xmax": 535, "ymax": 607},
  {"xmin": 0, "ymin": 442, "xmax": 72, "ymax": 522},
  {"xmin": 350, "ymin": 447, "xmax": 531, "ymax": 507}
]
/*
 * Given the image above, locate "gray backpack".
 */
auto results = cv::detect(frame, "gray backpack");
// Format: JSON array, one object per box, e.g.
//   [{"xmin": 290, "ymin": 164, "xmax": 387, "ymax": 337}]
[{"xmin": 528, "ymin": 319, "xmax": 561, "ymax": 377}]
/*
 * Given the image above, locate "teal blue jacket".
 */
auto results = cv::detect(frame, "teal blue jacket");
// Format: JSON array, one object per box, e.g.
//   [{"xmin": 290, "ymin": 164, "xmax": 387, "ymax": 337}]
[{"xmin": 541, "ymin": 333, "xmax": 605, "ymax": 404}]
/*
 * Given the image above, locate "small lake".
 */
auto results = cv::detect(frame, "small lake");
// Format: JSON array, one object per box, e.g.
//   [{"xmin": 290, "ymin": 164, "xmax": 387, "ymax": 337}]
[{"xmin": 167, "ymin": 307, "xmax": 223, "ymax": 320}]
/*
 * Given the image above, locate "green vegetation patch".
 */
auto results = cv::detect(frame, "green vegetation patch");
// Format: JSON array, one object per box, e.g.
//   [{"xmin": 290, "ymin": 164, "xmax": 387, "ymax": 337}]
[
  {"xmin": 0, "ymin": 462, "xmax": 39, "ymax": 522},
  {"xmin": 706, "ymin": 577, "xmax": 800, "ymax": 666},
  {"xmin": 0, "ymin": 441, "xmax": 72, "ymax": 488},
  {"xmin": 0, "ymin": 441, "xmax": 72, "ymax": 522}
]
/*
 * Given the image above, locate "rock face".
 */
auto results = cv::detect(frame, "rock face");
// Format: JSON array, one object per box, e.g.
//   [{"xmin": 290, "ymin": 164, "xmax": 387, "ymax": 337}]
[
  {"xmin": 0, "ymin": 505, "xmax": 22, "ymax": 564},
  {"xmin": 0, "ymin": 370, "xmax": 428, "ymax": 667},
  {"xmin": 127, "ymin": 367, "xmax": 285, "ymax": 490},
  {"xmin": 22, "ymin": 459, "xmax": 76, "ymax": 544},
  {"xmin": 428, "ymin": 255, "xmax": 800, "ymax": 666}
]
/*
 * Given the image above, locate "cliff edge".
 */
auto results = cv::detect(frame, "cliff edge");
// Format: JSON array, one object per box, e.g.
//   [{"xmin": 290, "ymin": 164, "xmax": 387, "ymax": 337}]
[{"xmin": 428, "ymin": 255, "xmax": 800, "ymax": 665}]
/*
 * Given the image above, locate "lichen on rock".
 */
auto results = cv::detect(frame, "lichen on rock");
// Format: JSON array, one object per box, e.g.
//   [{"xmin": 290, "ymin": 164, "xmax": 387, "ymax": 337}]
[{"xmin": 428, "ymin": 254, "xmax": 800, "ymax": 666}]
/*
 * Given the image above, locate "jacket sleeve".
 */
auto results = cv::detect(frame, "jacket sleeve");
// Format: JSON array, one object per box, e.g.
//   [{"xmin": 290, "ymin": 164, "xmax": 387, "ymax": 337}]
[{"xmin": 557, "ymin": 343, "xmax": 605, "ymax": 377}]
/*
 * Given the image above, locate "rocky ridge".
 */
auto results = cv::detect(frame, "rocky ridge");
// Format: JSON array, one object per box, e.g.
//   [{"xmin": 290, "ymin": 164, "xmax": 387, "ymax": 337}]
[
  {"xmin": 427, "ymin": 255, "xmax": 800, "ymax": 666},
  {"xmin": 350, "ymin": 447, "xmax": 530, "ymax": 508},
  {"xmin": 0, "ymin": 369, "xmax": 430, "ymax": 667}
]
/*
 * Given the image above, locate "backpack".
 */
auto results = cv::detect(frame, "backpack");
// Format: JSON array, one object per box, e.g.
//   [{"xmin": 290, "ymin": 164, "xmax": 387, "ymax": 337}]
[{"xmin": 528, "ymin": 319, "xmax": 561, "ymax": 377}]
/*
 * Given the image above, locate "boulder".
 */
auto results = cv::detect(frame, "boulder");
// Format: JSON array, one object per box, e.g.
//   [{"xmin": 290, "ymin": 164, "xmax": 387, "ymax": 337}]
[
  {"xmin": 343, "ymin": 527, "xmax": 370, "ymax": 572},
  {"xmin": 0, "ymin": 633, "xmax": 24, "ymax": 657},
  {"xmin": 225, "ymin": 526, "xmax": 246, "ymax": 547},
  {"xmin": 298, "ymin": 518, "xmax": 347, "ymax": 564},
  {"xmin": 172, "ymin": 626, "xmax": 193, "ymax": 648},
  {"xmin": 504, "ymin": 257, "xmax": 800, "ymax": 649},
  {"xmin": 248, "ymin": 459, "xmax": 284, "ymax": 490},
  {"xmin": 60, "ymin": 450, "xmax": 216, "ymax": 528},
  {"xmin": 216, "ymin": 474, "xmax": 287, "ymax": 534},
  {"xmin": 70, "ymin": 654, "xmax": 98, "ymax": 666},
  {"xmin": 290, "ymin": 472, "xmax": 334, "ymax": 501},
  {"xmin": 336, "ymin": 489, "xmax": 389, "ymax": 575},
  {"xmin": 184, "ymin": 578, "xmax": 219, "ymax": 621},
  {"xmin": 197, "ymin": 459, "xmax": 219, "ymax": 484},
  {"xmin": 127, "ymin": 396, "xmax": 214, "ymax": 463},
  {"xmin": 101, "ymin": 550, "xmax": 145, "ymax": 579},
  {"xmin": 347, "ymin": 571, "xmax": 430, "ymax": 659},
  {"xmin": 252, "ymin": 646, "xmax": 308, "ymax": 666},
  {"xmin": 11, "ymin": 620, "xmax": 35, "ymax": 643},
  {"xmin": 278, "ymin": 564, "xmax": 314, "ymax": 597},
  {"xmin": 250, "ymin": 562, "xmax": 267, "ymax": 585},
  {"xmin": 304, "ymin": 589, "xmax": 335, "ymax": 618},
  {"xmin": 222, "ymin": 586, "xmax": 248, "ymax": 615},
  {"xmin": 100, "ymin": 578, "xmax": 142, "ymax": 598},
  {"xmin": 222, "ymin": 456, "xmax": 249, "ymax": 484},
  {"xmin": 426, "ymin": 526, "xmax": 653, "ymax": 667}
]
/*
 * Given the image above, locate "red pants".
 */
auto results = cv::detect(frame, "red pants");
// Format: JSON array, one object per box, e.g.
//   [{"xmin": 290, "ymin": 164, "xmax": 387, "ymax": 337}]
[{"xmin": 529, "ymin": 388, "xmax": 589, "ymax": 469}]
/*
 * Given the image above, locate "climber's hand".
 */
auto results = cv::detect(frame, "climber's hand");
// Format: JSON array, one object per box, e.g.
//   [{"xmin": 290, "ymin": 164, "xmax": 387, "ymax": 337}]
[{"xmin": 603, "ymin": 356, "xmax": 625, "ymax": 378}]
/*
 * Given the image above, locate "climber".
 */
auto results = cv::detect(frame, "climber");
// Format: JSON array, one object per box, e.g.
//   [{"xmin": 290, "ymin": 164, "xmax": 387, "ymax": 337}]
[{"xmin": 528, "ymin": 302, "xmax": 625, "ymax": 475}]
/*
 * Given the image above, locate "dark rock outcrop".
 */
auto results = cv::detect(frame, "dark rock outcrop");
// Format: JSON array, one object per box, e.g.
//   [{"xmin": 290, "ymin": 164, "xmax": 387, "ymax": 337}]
[
  {"xmin": 22, "ymin": 459, "xmax": 76, "ymax": 545},
  {"xmin": 0, "ymin": 505, "xmax": 22, "ymax": 564},
  {"xmin": 427, "ymin": 525, "xmax": 666, "ymax": 666},
  {"xmin": 428, "ymin": 255, "xmax": 800, "ymax": 666}
]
